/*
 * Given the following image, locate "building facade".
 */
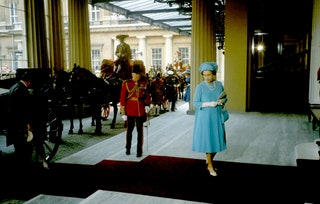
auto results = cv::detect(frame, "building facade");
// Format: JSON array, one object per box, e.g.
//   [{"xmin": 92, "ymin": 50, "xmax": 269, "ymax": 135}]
[
  {"xmin": 88, "ymin": 5, "xmax": 192, "ymax": 76},
  {"xmin": 0, "ymin": 1, "xmax": 191, "ymax": 76}
]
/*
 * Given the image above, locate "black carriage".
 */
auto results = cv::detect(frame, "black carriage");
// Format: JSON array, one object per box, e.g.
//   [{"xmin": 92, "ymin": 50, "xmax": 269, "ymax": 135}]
[{"xmin": 0, "ymin": 68, "xmax": 63, "ymax": 162}]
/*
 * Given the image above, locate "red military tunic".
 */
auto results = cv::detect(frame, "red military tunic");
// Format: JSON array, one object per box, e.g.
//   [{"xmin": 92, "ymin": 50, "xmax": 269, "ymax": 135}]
[{"xmin": 120, "ymin": 78, "xmax": 151, "ymax": 117}]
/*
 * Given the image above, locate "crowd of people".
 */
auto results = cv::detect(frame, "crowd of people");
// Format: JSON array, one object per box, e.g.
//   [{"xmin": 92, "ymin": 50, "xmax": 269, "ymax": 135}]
[{"xmin": 146, "ymin": 67, "xmax": 190, "ymax": 114}]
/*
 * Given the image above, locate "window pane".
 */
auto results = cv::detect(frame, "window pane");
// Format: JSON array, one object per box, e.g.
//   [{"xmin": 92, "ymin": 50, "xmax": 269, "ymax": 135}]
[
  {"xmin": 131, "ymin": 48, "xmax": 136, "ymax": 60},
  {"xmin": 91, "ymin": 6, "xmax": 99, "ymax": 21},
  {"xmin": 10, "ymin": 2, "xmax": 19, "ymax": 25},
  {"xmin": 179, "ymin": 47, "xmax": 189, "ymax": 65},
  {"xmin": 91, "ymin": 49, "xmax": 101, "ymax": 71},
  {"xmin": 151, "ymin": 48, "xmax": 162, "ymax": 70}
]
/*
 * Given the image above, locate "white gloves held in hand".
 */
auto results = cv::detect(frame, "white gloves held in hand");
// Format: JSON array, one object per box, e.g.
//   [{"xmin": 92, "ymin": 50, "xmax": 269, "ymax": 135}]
[
  {"xmin": 202, "ymin": 101, "xmax": 219, "ymax": 108},
  {"xmin": 145, "ymin": 106, "xmax": 150, "ymax": 113},
  {"xmin": 121, "ymin": 115, "xmax": 127, "ymax": 121}
]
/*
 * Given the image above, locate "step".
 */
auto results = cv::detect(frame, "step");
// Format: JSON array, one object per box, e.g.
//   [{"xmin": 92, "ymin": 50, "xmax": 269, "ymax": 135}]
[
  {"xmin": 295, "ymin": 142, "xmax": 319, "ymax": 161},
  {"xmin": 79, "ymin": 190, "xmax": 209, "ymax": 204},
  {"xmin": 25, "ymin": 190, "xmax": 209, "ymax": 204},
  {"xmin": 24, "ymin": 194, "xmax": 84, "ymax": 204}
]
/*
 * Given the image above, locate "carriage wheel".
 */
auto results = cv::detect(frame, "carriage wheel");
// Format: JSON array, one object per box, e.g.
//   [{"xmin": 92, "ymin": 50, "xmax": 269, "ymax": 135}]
[{"xmin": 44, "ymin": 110, "xmax": 63, "ymax": 162}]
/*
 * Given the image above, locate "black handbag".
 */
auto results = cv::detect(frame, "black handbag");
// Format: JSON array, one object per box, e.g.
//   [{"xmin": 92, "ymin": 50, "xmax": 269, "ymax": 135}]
[
  {"xmin": 218, "ymin": 91, "xmax": 229, "ymax": 122},
  {"xmin": 222, "ymin": 108, "xmax": 229, "ymax": 122}
]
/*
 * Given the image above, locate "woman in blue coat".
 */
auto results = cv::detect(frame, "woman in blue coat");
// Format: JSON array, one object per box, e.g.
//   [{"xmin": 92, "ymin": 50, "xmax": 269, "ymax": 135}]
[{"xmin": 192, "ymin": 62, "xmax": 228, "ymax": 176}]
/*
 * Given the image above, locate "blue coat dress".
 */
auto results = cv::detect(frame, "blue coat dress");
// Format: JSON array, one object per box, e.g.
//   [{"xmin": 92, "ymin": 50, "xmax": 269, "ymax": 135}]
[{"xmin": 192, "ymin": 80, "xmax": 227, "ymax": 153}]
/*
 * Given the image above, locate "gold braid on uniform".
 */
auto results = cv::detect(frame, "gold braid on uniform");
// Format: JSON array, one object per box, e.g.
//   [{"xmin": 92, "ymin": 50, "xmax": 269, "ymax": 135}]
[{"xmin": 126, "ymin": 82, "xmax": 139, "ymax": 99}]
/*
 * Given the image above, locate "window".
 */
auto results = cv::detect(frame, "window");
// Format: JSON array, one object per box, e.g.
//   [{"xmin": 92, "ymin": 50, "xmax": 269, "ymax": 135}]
[
  {"xmin": 9, "ymin": 2, "xmax": 18, "ymax": 25},
  {"xmin": 91, "ymin": 49, "xmax": 101, "ymax": 71},
  {"xmin": 131, "ymin": 48, "xmax": 136, "ymax": 60},
  {"xmin": 0, "ymin": 1, "xmax": 27, "ymax": 75},
  {"xmin": 178, "ymin": 47, "xmax": 189, "ymax": 65},
  {"xmin": 151, "ymin": 48, "xmax": 162, "ymax": 70},
  {"xmin": 91, "ymin": 5, "xmax": 100, "ymax": 22}
]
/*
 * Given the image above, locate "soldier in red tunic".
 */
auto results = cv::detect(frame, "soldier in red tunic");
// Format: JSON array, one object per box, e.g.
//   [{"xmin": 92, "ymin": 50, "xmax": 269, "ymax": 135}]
[
  {"xmin": 150, "ymin": 72, "xmax": 165, "ymax": 115},
  {"xmin": 120, "ymin": 64, "xmax": 151, "ymax": 157}
]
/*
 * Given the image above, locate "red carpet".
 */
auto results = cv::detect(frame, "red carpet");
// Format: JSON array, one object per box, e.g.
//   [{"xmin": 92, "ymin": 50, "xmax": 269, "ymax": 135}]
[
  {"xmin": 0, "ymin": 155, "xmax": 314, "ymax": 203},
  {"xmin": 94, "ymin": 155, "xmax": 305, "ymax": 203}
]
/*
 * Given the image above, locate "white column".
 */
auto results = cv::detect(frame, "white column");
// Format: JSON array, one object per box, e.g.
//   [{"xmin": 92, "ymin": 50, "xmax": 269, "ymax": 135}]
[
  {"xmin": 309, "ymin": 0, "xmax": 320, "ymax": 104},
  {"xmin": 216, "ymin": 45, "xmax": 225, "ymax": 83},
  {"xmin": 137, "ymin": 36, "xmax": 146, "ymax": 66},
  {"xmin": 163, "ymin": 34, "xmax": 173, "ymax": 70},
  {"xmin": 113, "ymin": 37, "xmax": 118, "ymax": 60}
]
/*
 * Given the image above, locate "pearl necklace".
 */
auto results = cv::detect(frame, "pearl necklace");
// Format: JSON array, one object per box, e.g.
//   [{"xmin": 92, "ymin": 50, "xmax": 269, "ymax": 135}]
[{"xmin": 206, "ymin": 81, "xmax": 216, "ymax": 90}]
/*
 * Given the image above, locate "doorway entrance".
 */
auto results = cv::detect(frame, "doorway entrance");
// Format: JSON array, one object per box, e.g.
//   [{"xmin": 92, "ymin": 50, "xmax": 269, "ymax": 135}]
[{"xmin": 247, "ymin": 0, "xmax": 313, "ymax": 113}]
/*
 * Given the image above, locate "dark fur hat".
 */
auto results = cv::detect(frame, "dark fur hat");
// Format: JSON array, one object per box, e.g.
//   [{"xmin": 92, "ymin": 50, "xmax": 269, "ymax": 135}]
[{"xmin": 132, "ymin": 64, "xmax": 142, "ymax": 74}]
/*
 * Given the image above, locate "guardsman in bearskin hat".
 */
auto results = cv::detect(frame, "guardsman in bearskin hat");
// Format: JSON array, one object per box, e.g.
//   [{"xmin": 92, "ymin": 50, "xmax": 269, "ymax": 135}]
[
  {"xmin": 150, "ymin": 72, "xmax": 165, "ymax": 115},
  {"xmin": 120, "ymin": 63, "xmax": 151, "ymax": 157}
]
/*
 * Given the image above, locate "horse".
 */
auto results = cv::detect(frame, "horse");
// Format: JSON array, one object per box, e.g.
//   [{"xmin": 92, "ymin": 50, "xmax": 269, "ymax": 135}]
[
  {"xmin": 99, "ymin": 59, "xmax": 127, "ymax": 128},
  {"xmin": 63, "ymin": 64, "xmax": 109, "ymax": 135},
  {"xmin": 52, "ymin": 69, "xmax": 71, "ymax": 111}
]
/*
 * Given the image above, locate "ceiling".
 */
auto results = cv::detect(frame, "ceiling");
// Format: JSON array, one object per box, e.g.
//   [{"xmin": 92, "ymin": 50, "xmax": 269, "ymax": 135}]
[{"xmin": 88, "ymin": 0, "xmax": 225, "ymax": 38}]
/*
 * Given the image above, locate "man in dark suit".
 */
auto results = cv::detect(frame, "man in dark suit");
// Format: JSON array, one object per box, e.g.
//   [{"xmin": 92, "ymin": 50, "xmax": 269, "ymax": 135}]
[
  {"xmin": 7, "ymin": 71, "xmax": 33, "ymax": 165},
  {"xmin": 165, "ymin": 70, "xmax": 180, "ymax": 112}
]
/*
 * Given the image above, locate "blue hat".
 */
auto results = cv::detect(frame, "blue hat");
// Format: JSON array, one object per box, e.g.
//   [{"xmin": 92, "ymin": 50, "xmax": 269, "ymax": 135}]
[{"xmin": 199, "ymin": 62, "xmax": 218, "ymax": 73}]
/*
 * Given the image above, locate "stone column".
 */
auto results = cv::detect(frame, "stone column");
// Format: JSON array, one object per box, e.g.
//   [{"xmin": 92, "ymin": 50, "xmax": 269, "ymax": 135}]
[
  {"xmin": 137, "ymin": 36, "xmax": 147, "ymax": 66},
  {"xmin": 163, "ymin": 34, "xmax": 173, "ymax": 70},
  {"xmin": 112, "ymin": 37, "xmax": 117, "ymax": 60},
  {"xmin": 188, "ymin": 0, "xmax": 216, "ymax": 114}
]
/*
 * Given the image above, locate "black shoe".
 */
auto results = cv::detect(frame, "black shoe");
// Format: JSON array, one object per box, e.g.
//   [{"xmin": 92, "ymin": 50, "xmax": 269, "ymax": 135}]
[
  {"xmin": 126, "ymin": 150, "xmax": 130, "ymax": 155},
  {"xmin": 136, "ymin": 153, "xmax": 142, "ymax": 157}
]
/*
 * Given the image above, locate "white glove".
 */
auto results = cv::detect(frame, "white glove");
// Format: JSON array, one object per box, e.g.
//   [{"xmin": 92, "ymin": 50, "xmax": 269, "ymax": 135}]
[
  {"xmin": 145, "ymin": 106, "xmax": 150, "ymax": 113},
  {"xmin": 121, "ymin": 115, "xmax": 127, "ymax": 121},
  {"xmin": 202, "ymin": 101, "xmax": 218, "ymax": 108},
  {"xmin": 143, "ymin": 121, "xmax": 150, "ymax": 127},
  {"xmin": 217, "ymin": 100, "xmax": 223, "ymax": 106}
]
